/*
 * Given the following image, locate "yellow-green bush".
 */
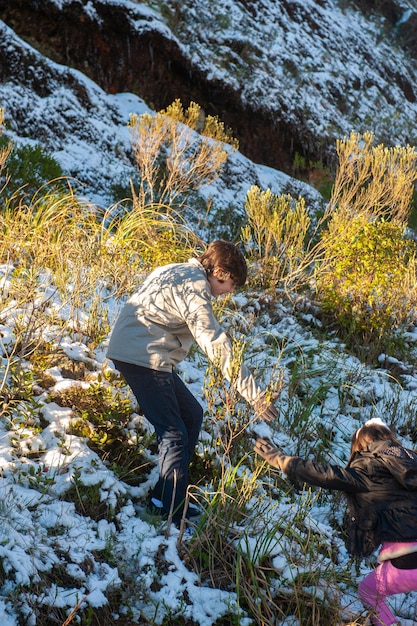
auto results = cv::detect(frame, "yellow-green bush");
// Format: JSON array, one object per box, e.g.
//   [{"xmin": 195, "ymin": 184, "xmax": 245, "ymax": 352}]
[
  {"xmin": 315, "ymin": 132, "xmax": 417, "ymax": 356},
  {"xmin": 241, "ymin": 185, "xmax": 312, "ymax": 290},
  {"xmin": 128, "ymin": 99, "xmax": 237, "ymax": 210},
  {"xmin": 317, "ymin": 215, "xmax": 417, "ymax": 343},
  {"xmin": 328, "ymin": 131, "xmax": 417, "ymax": 224}
]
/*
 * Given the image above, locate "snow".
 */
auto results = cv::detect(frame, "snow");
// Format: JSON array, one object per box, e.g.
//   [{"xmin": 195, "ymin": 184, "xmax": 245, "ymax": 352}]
[
  {"xmin": 149, "ymin": 0, "xmax": 417, "ymax": 149},
  {"xmin": 2, "ymin": 259, "xmax": 417, "ymax": 624},
  {"xmin": 1, "ymin": 1, "xmax": 417, "ymax": 624}
]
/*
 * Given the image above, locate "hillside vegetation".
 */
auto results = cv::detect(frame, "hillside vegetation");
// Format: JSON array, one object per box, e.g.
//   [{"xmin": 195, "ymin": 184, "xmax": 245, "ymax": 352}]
[{"xmin": 1, "ymin": 104, "xmax": 417, "ymax": 625}]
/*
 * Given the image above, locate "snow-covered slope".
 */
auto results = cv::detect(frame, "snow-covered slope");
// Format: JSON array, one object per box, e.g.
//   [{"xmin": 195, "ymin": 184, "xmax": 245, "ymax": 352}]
[
  {"xmin": 167, "ymin": 0, "xmax": 417, "ymax": 149},
  {"xmin": 0, "ymin": 19, "xmax": 323, "ymax": 211},
  {"xmin": 1, "ymin": 0, "xmax": 417, "ymax": 207},
  {"xmin": 1, "ymin": 2, "xmax": 417, "ymax": 625}
]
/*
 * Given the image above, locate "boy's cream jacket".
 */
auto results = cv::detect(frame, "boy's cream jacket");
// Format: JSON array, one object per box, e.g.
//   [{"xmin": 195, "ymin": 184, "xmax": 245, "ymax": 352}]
[{"xmin": 107, "ymin": 258, "xmax": 262, "ymax": 406}]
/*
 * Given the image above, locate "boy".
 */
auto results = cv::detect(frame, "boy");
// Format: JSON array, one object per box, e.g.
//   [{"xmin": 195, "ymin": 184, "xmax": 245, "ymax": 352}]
[{"xmin": 108, "ymin": 240, "xmax": 278, "ymax": 527}]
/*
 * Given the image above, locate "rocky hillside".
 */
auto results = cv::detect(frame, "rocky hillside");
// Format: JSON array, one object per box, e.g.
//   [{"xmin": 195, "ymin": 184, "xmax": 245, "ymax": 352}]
[{"xmin": 0, "ymin": 0, "xmax": 417, "ymax": 204}]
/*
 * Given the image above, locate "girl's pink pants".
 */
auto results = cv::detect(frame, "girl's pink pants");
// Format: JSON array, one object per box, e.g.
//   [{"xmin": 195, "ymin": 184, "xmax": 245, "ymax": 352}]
[{"xmin": 358, "ymin": 555, "xmax": 417, "ymax": 625}]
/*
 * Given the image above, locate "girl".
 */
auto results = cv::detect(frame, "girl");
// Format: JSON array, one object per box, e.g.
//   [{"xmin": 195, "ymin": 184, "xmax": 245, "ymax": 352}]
[{"xmin": 254, "ymin": 420, "xmax": 417, "ymax": 625}]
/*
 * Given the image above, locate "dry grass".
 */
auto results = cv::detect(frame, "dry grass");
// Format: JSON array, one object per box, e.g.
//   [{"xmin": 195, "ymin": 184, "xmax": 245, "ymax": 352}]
[{"xmin": 129, "ymin": 99, "xmax": 238, "ymax": 210}]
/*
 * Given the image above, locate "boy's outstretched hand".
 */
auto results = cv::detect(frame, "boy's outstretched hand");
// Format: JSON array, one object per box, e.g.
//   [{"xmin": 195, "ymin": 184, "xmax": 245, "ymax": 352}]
[
  {"xmin": 254, "ymin": 393, "xmax": 279, "ymax": 422},
  {"xmin": 254, "ymin": 438, "xmax": 286, "ymax": 470}
]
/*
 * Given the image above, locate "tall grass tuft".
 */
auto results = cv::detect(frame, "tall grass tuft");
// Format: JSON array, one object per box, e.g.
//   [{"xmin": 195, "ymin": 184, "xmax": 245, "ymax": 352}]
[
  {"xmin": 241, "ymin": 185, "xmax": 317, "ymax": 292},
  {"xmin": 184, "ymin": 469, "xmax": 348, "ymax": 626}
]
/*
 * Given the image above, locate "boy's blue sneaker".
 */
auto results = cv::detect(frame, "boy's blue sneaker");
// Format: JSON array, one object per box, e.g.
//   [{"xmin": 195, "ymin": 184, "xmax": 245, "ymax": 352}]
[
  {"xmin": 182, "ymin": 526, "xmax": 195, "ymax": 539},
  {"xmin": 146, "ymin": 497, "xmax": 201, "ymax": 519},
  {"xmin": 146, "ymin": 497, "xmax": 168, "ymax": 518}
]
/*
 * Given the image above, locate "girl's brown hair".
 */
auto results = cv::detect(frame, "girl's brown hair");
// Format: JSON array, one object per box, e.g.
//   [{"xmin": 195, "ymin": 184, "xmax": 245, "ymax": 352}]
[
  {"xmin": 197, "ymin": 240, "xmax": 247, "ymax": 287},
  {"xmin": 347, "ymin": 422, "xmax": 401, "ymax": 465}
]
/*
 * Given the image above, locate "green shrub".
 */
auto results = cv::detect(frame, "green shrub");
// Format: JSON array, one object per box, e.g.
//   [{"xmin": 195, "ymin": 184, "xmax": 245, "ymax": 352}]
[
  {"xmin": 315, "ymin": 132, "xmax": 417, "ymax": 359},
  {"xmin": 0, "ymin": 108, "xmax": 11, "ymax": 177},
  {"xmin": 51, "ymin": 383, "xmax": 153, "ymax": 487},
  {"xmin": 316, "ymin": 216, "xmax": 417, "ymax": 356},
  {"xmin": 0, "ymin": 138, "xmax": 65, "ymax": 202}
]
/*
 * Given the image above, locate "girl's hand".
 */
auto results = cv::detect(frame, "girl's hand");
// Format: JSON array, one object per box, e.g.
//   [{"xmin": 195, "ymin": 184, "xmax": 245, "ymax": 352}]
[{"xmin": 254, "ymin": 438, "xmax": 286, "ymax": 469}]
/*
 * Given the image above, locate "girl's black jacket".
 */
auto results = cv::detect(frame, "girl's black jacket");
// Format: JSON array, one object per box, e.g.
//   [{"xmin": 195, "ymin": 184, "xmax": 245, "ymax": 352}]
[{"xmin": 282, "ymin": 439, "xmax": 417, "ymax": 557}]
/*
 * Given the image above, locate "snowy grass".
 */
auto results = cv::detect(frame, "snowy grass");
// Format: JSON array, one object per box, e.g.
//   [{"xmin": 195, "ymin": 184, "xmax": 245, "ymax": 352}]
[
  {"xmin": 2, "ymin": 109, "xmax": 417, "ymax": 624},
  {"xmin": 2, "ymin": 200, "xmax": 417, "ymax": 624}
]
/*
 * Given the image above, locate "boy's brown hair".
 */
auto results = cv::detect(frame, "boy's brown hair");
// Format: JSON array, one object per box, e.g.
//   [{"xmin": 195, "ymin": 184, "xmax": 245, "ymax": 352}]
[{"xmin": 197, "ymin": 240, "xmax": 247, "ymax": 287}]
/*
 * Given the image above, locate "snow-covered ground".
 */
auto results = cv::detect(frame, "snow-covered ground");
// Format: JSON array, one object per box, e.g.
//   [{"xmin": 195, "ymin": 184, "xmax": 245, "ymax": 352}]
[
  {"xmin": 2, "ymin": 264, "xmax": 417, "ymax": 624},
  {"xmin": 1, "ymin": 2, "xmax": 417, "ymax": 624}
]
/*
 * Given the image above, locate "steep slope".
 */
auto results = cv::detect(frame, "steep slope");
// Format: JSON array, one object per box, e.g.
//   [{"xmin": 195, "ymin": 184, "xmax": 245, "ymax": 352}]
[
  {"xmin": 0, "ymin": 19, "xmax": 144, "ymax": 205},
  {"xmin": 1, "ymin": 0, "xmax": 417, "ymax": 181},
  {"xmin": 0, "ymin": 19, "xmax": 322, "ymax": 210}
]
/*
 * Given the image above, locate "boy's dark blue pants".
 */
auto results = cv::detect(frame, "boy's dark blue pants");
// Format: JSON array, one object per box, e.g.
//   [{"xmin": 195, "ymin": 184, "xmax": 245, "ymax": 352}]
[{"xmin": 112, "ymin": 360, "xmax": 204, "ymax": 524}]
